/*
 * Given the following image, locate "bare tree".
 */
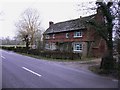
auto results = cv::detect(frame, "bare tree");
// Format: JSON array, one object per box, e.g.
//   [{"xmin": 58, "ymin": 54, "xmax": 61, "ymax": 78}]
[
  {"xmin": 115, "ymin": 1, "xmax": 120, "ymax": 39},
  {"xmin": 15, "ymin": 8, "xmax": 42, "ymax": 49},
  {"xmin": 77, "ymin": 1, "xmax": 97, "ymax": 16},
  {"xmin": 34, "ymin": 29, "xmax": 43, "ymax": 50}
]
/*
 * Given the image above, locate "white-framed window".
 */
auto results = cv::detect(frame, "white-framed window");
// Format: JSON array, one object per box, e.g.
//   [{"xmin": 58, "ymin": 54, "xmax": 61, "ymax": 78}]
[
  {"xmin": 45, "ymin": 43, "xmax": 50, "ymax": 49},
  {"xmin": 53, "ymin": 34, "xmax": 55, "ymax": 39},
  {"xmin": 74, "ymin": 31, "xmax": 82, "ymax": 38},
  {"xmin": 45, "ymin": 35, "xmax": 50, "ymax": 39},
  {"xmin": 66, "ymin": 33, "xmax": 69, "ymax": 38},
  {"xmin": 73, "ymin": 43, "xmax": 82, "ymax": 52},
  {"xmin": 45, "ymin": 43, "xmax": 56, "ymax": 50}
]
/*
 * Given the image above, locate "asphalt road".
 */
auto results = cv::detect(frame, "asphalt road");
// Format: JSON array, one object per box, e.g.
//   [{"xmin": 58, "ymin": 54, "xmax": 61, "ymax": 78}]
[{"xmin": 1, "ymin": 50, "xmax": 118, "ymax": 88}]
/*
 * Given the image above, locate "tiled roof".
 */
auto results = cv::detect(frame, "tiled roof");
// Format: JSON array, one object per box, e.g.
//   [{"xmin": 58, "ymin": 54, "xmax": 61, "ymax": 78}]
[{"xmin": 44, "ymin": 14, "xmax": 95, "ymax": 34}]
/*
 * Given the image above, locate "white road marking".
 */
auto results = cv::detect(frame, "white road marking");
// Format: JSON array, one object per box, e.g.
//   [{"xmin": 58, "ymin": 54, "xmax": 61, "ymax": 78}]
[
  {"xmin": 1, "ymin": 56, "xmax": 5, "ymax": 59},
  {"xmin": 112, "ymin": 79, "xmax": 118, "ymax": 82},
  {"xmin": 22, "ymin": 67, "xmax": 42, "ymax": 77}
]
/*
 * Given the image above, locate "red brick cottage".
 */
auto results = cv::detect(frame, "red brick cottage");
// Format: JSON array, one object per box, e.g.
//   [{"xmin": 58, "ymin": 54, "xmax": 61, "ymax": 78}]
[{"xmin": 43, "ymin": 9, "xmax": 107, "ymax": 57}]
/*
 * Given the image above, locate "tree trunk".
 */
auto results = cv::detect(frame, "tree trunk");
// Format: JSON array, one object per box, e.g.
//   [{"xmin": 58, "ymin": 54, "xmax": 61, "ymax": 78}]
[
  {"xmin": 26, "ymin": 41, "xmax": 29, "ymax": 50},
  {"xmin": 100, "ymin": 40, "xmax": 115, "ymax": 72},
  {"xmin": 25, "ymin": 38, "xmax": 29, "ymax": 53}
]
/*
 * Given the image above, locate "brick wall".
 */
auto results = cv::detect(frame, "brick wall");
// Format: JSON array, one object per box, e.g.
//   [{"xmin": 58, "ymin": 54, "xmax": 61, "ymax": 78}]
[{"xmin": 44, "ymin": 29, "xmax": 95, "ymax": 43}]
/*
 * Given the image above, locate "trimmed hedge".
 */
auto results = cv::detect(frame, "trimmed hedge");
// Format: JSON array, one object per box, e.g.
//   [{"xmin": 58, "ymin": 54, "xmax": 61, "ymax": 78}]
[
  {"xmin": 27, "ymin": 50, "xmax": 81, "ymax": 60},
  {"xmin": 1, "ymin": 46, "xmax": 28, "ymax": 53},
  {"xmin": 28, "ymin": 49, "xmax": 40, "ymax": 55},
  {"xmin": 1, "ymin": 46, "xmax": 15, "ymax": 51},
  {"xmin": 40, "ymin": 51, "xmax": 81, "ymax": 60},
  {"xmin": 1, "ymin": 46, "xmax": 81, "ymax": 60}
]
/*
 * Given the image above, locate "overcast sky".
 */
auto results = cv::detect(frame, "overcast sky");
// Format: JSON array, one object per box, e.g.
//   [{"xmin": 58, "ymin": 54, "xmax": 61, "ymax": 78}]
[{"xmin": 0, "ymin": 0, "xmax": 96, "ymax": 39}]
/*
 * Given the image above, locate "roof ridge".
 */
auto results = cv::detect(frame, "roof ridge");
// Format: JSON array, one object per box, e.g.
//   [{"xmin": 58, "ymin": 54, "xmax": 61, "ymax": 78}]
[
  {"xmin": 54, "ymin": 14, "xmax": 96, "ymax": 25},
  {"xmin": 54, "ymin": 18, "xmax": 79, "ymax": 25}
]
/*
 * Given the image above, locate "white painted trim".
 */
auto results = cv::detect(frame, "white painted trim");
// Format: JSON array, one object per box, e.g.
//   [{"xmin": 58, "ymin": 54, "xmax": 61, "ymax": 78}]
[{"xmin": 73, "ymin": 42, "xmax": 83, "ymax": 52}]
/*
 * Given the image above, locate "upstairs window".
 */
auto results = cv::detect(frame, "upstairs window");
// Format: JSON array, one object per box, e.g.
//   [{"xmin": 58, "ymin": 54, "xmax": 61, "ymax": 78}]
[
  {"xmin": 74, "ymin": 31, "xmax": 82, "ymax": 38},
  {"xmin": 66, "ymin": 33, "xmax": 69, "ymax": 38},
  {"xmin": 45, "ymin": 35, "xmax": 50, "ymax": 39},
  {"xmin": 53, "ymin": 34, "xmax": 55, "ymax": 39}
]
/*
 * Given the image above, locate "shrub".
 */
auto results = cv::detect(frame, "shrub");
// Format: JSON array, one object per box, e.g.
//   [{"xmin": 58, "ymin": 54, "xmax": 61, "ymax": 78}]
[
  {"xmin": 1, "ymin": 46, "xmax": 27, "ymax": 53},
  {"xmin": 14, "ymin": 47, "xmax": 27, "ymax": 53},
  {"xmin": 1, "ymin": 46, "xmax": 15, "ymax": 51},
  {"xmin": 28, "ymin": 49, "xmax": 40, "ymax": 55},
  {"xmin": 40, "ymin": 51, "xmax": 81, "ymax": 60},
  {"xmin": 1, "ymin": 46, "xmax": 81, "ymax": 60}
]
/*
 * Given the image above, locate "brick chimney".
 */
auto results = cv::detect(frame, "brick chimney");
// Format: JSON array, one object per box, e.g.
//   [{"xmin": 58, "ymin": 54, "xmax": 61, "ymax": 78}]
[
  {"xmin": 96, "ymin": 7, "xmax": 102, "ymax": 15},
  {"xmin": 96, "ymin": 7, "xmax": 104, "ymax": 24},
  {"xmin": 49, "ymin": 21, "xmax": 54, "ymax": 27}
]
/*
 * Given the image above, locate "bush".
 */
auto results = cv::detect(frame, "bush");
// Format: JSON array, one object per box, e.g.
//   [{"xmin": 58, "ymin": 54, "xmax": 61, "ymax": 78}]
[
  {"xmin": 1, "ymin": 46, "xmax": 27, "ymax": 53},
  {"xmin": 40, "ymin": 51, "xmax": 81, "ymax": 60},
  {"xmin": 28, "ymin": 49, "xmax": 40, "ymax": 55},
  {"xmin": 1, "ymin": 46, "xmax": 15, "ymax": 51},
  {"xmin": 14, "ymin": 47, "xmax": 27, "ymax": 53},
  {"xmin": 1, "ymin": 46, "xmax": 81, "ymax": 60}
]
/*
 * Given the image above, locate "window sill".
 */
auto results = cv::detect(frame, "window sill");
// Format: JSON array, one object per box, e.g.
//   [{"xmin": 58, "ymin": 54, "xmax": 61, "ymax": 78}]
[
  {"xmin": 74, "ymin": 36, "xmax": 82, "ymax": 38},
  {"xmin": 73, "ymin": 50, "xmax": 82, "ymax": 52}
]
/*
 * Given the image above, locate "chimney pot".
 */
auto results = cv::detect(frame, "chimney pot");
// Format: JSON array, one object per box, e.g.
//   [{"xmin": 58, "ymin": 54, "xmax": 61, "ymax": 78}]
[
  {"xmin": 80, "ymin": 16, "xmax": 82, "ymax": 18},
  {"xmin": 49, "ymin": 21, "xmax": 54, "ymax": 27}
]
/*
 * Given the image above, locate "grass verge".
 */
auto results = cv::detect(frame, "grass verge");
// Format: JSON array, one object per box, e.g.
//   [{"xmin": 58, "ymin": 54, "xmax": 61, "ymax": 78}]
[{"xmin": 89, "ymin": 65, "xmax": 119, "ymax": 80}]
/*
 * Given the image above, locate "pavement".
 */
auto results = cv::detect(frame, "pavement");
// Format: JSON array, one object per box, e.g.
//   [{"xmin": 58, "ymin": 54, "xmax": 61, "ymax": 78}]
[
  {"xmin": 53, "ymin": 58, "xmax": 101, "ymax": 70},
  {"xmin": 1, "ymin": 49, "xmax": 118, "ymax": 88}
]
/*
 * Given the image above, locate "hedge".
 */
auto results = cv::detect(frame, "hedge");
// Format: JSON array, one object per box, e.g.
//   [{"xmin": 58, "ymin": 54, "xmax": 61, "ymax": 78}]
[
  {"xmin": 39, "ymin": 51, "xmax": 81, "ymax": 60},
  {"xmin": 1, "ymin": 46, "xmax": 81, "ymax": 60}
]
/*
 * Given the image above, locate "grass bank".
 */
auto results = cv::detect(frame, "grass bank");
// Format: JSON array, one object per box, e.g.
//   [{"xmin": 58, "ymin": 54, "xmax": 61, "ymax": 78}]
[{"xmin": 89, "ymin": 65, "xmax": 119, "ymax": 80}]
